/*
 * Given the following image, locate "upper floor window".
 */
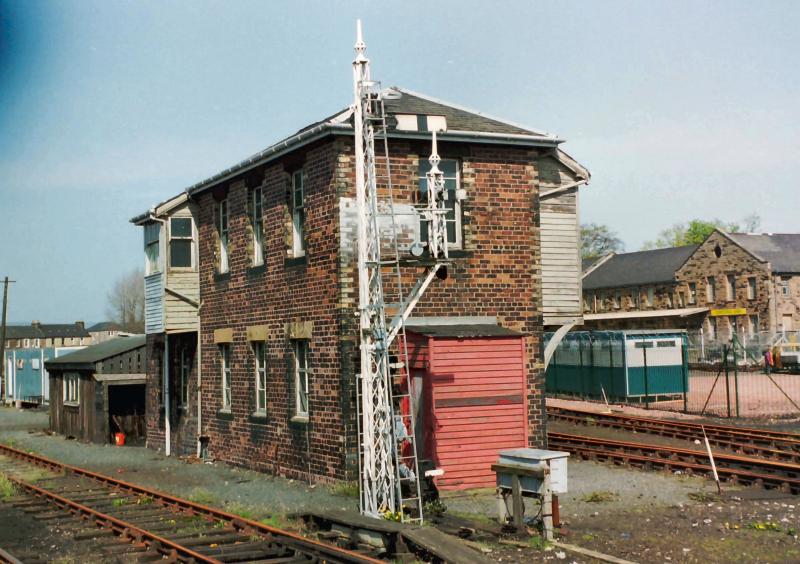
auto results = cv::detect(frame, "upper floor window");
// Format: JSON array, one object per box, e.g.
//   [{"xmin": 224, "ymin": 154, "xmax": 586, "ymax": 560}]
[
  {"xmin": 688, "ymin": 283, "xmax": 697, "ymax": 305},
  {"xmin": 144, "ymin": 223, "xmax": 161, "ymax": 275},
  {"xmin": 706, "ymin": 276, "xmax": 716, "ymax": 303},
  {"xmin": 64, "ymin": 373, "xmax": 80, "ymax": 405},
  {"xmin": 646, "ymin": 287, "xmax": 655, "ymax": 307},
  {"xmin": 747, "ymin": 277, "xmax": 757, "ymax": 300},
  {"xmin": 749, "ymin": 314, "xmax": 759, "ymax": 337},
  {"xmin": 252, "ymin": 187, "xmax": 264, "ymax": 266},
  {"xmin": 632, "ymin": 288, "xmax": 641, "ymax": 309},
  {"xmin": 169, "ymin": 217, "xmax": 193, "ymax": 269},
  {"xmin": 23, "ymin": 338, "xmax": 30, "ymax": 348},
  {"xmin": 253, "ymin": 341, "xmax": 267, "ymax": 413},
  {"xmin": 219, "ymin": 199, "xmax": 229, "ymax": 273},
  {"xmin": 614, "ymin": 290, "xmax": 622, "ymax": 309},
  {"xmin": 726, "ymin": 274, "xmax": 736, "ymax": 301},
  {"xmin": 780, "ymin": 277, "xmax": 790, "ymax": 297},
  {"xmin": 419, "ymin": 158, "xmax": 462, "ymax": 249},
  {"xmin": 292, "ymin": 170, "xmax": 306, "ymax": 257},
  {"xmin": 293, "ymin": 340, "xmax": 309, "ymax": 418},
  {"xmin": 220, "ymin": 344, "xmax": 231, "ymax": 410}
]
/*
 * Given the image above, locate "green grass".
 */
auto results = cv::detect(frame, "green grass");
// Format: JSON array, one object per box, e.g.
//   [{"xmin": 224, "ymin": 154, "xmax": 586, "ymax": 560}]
[
  {"xmin": 581, "ymin": 490, "xmax": 617, "ymax": 503},
  {"xmin": 527, "ymin": 535, "xmax": 552, "ymax": 550},
  {"xmin": 330, "ymin": 480, "xmax": 360, "ymax": 498},
  {"xmin": 261, "ymin": 514, "xmax": 289, "ymax": 529},
  {"xmin": 688, "ymin": 491, "xmax": 720, "ymax": 503},
  {"xmin": 188, "ymin": 488, "xmax": 218, "ymax": 506},
  {"xmin": 224, "ymin": 502, "xmax": 258, "ymax": 520},
  {"xmin": 0, "ymin": 474, "xmax": 16, "ymax": 500},
  {"xmin": 137, "ymin": 495, "xmax": 154, "ymax": 505},
  {"xmin": 112, "ymin": 498, "xmax": 128, "ymax": 507}
]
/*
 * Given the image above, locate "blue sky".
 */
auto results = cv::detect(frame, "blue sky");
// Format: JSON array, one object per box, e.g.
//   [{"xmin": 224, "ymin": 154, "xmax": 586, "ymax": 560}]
[{"xmin": 1, "ymin": 0, "xmax": 798, "ymax": 323}]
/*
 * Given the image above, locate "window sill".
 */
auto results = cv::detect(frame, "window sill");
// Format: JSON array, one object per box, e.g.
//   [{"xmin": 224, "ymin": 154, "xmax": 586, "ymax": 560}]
[
  {"xmin": 290, "ymin": 415, "xmax": 309, "ymax": 425},
  {"xmin": 216, "ymin": 409, "xmax": 234, "ymax": 421},
  {"xmin": 249, "ymin": 412, "xmax": 269, "ymax": 424},
  {"xmin": 447, "ymin": 249, "xmax": 470, "ymax": 259},
  {"xmin": 247, "ymin": 264, "xmax": 267, "ymax": 277},
  {"xmin": 64, "ymin": 402, "xmax": 79, "ymax": 408},
  {"xmin": 214, "ymin": 272, "xmax": 230, "ymax": 283},
  {"xmin": 284, "ymin": 256, "xmax": 307, "ymax": 269}
]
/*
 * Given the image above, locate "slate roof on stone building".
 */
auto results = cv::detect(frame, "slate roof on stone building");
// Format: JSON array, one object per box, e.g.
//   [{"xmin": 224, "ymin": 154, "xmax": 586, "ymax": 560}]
[
  {"xmin": 583, "ymin": 245, "xmax": 699, "ymax": 290},
  {"xmin": 4, "ymin": 322, "xmax": 89, "ymax": 340},
  {"xmin": 87, "ymin": 321, "xmax": 124, "ymax": 332},
  {"xmin": 727, "ymin": 233, "xmax": 800, "ymax": 274}
]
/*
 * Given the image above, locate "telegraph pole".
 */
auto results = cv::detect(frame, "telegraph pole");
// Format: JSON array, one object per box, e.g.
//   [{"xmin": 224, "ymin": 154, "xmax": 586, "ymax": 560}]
[{"xmin": 0, "ymin": 277, "xmax": 15, "ymax": 402}]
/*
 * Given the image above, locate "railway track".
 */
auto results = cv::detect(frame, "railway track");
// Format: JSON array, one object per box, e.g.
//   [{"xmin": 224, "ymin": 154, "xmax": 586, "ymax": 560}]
[
  {"xmin": 547, "ymin": 405, "xmax": 800, "ymax": 463},
  {"xmin": 547, "ymin": 431, "xmax": 800, "ymax": 495},
  {"xmin": 0, "ymin": 443, "xmax": 380, "ymax": 563}
]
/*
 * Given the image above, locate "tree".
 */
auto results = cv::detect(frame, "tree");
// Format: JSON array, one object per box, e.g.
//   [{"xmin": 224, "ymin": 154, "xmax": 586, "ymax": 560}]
[
  {"xmin": 580, "ymin": 223, "xmax": 624, "ymax": 258},
  {"xmin": 642, "ymin": 215, "xmax": 760, "ymax": 250},
  {"xmin": 106, "ymin": 268, "xmax": 145, "ymax": 333}
]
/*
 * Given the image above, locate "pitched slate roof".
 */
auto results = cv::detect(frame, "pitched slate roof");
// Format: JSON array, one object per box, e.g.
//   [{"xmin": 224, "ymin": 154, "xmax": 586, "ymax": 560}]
[
  {"xmin": 4, "ymin": 322, "xmax": 90, "ymax": 340},
  {"xmin": 726, "ymin": 233, "xmax": 800, "ymax": 274},
  {"xmin": 45, "ymin": 335, "xmax": 146, "ymax": 369},
  {"xmin": 583, "ymin": 245, "xmax": 699, "ymax": 290},
  {"xmin": 87, "ymin": 321, "xmax": 124, "ymax": 332},
  {"xmin": 180, "ymin": 87, "xmax": 563, "ymax": 200}
]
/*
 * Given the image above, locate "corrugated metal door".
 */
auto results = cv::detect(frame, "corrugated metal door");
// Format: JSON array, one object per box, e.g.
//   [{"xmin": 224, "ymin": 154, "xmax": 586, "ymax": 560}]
[{"xmin": 428, "ymin": 336, "xmax": 527, "ymax": 490}]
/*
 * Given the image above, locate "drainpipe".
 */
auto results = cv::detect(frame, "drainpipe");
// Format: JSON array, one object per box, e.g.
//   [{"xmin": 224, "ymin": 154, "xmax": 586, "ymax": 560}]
[
  {"xmin": 164, "ymin": 333, "xmax": 170, "ymax": 456},
  {"xmin": 196, "ymin": 300, "xmax": 203, "ymax": 458}
]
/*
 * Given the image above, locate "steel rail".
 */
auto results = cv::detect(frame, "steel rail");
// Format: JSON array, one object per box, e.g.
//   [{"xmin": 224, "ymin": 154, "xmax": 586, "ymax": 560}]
[
  {"xmin": 0, "ymin": 547, "xmax": 22, "ymax": 564},
  {"xmin": 548, "ymin": 432, "xmax": 800, "ymax": 494},
  {"xmin": 0, "ymin": 443, "xmax": 380, "ymax": 564},
  {"xmin": 547, "ymin": 406, "xmax": 800, "ymax": 451},
  {"xmin": 7, "ymin": 474, "xmax": 218, "ymax": 563}
]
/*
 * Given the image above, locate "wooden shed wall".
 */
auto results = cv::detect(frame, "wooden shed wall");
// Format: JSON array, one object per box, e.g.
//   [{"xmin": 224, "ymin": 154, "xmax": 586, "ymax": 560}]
[
  {"xmin": 48, "ymin": 370, "xmax": 96, "ymax": 442},
  {"xmin": 409, "ymin": 335, "xmax": 527, "ymax": 490}
]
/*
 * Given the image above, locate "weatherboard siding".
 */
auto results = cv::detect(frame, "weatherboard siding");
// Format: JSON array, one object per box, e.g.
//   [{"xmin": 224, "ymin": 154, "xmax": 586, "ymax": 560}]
[
  {"xmin": 144, "ymin": 273, "xmax": 164, "ymax": 334},
  {"xmin": 422, "ymin": 336, "xmax": 527, "ymax": 490}
]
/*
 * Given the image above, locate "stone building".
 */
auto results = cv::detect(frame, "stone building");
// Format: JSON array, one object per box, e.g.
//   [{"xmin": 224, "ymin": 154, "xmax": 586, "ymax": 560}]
[
  {"xmin": 134, "ymin": 87, "xmax": 588, "ymax": 484},
  {"xmin": 582, "ymin": 230, "xmax": 800, "ymax": 345}
]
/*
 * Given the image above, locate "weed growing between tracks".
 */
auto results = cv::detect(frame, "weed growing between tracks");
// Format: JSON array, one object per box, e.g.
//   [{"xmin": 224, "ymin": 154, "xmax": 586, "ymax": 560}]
[{"xmin": 0, "ymin": 474, "xmax": 15, "ymax": 499}]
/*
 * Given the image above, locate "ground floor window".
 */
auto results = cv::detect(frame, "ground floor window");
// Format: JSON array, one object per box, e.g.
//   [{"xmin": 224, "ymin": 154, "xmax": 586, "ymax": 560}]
[
  {"xmin": 293, "ymin": 340, "xmax": 309, "ymax": 418},
  {"xmin": 253, "ymin": 341, "xmax": 267, "ymax": 413},
  {"xmin": 220, "ymin": 344, "xmax": 231, "ymax": 410},
  {"xmin": 64, "ymin": 373, "xmax": 80, "ymax": 405}
]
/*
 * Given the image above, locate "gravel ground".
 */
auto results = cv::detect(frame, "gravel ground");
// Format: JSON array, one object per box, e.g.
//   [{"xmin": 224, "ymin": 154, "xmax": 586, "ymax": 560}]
[
  {"xmin": 0, "ymin": 406, "xmax": 355, "ymax": 520},
  {"xmin": 3, "ymin": 405, "xmax": 799, "ymax": 563}
]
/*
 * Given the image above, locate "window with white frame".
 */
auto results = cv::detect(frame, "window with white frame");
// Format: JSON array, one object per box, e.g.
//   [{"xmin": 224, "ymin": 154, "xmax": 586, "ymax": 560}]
[
  {"xmin": 64, "ymin": 373, "xmax": 80, "ymax": 405},
  {"xmin": 706, "ymin": 276, "xmax": 716, "ymax": 303},
  {"xmin": 708, "ymin": 317, "xmax": 717, "ymax": 340},
  {"xmin": 632, "ymin": 288, "xmax": 642, "ymax": 308},
  {"xmin": 144, "ymin": 222, "xmax": 161, "ymax": 275},
  {"xmin": 293, "ymin": 340, "xmax": 309, "ymax": 418},
  {"xmin": 614, "ymin": 289, "xmax": 622, "ymax": 309},
  {"xmin": 418, "ymin": 158, "xmax": 462, "ymax": 249},
  {"xmin": 252, "ymin": 187, "xmax": 264, "ymax": 266},
  {"xmin": 170, "ymin": 217, "xmax": 193, "ymax": 269},
  {"xmin": 780, "ymin": 277, "xmax": 790, "ymax": 297},
  {"xmin": 219, "ymin": 199, "xmax": 229, "ymax": 273},
  {"xmin": 23, "ymin": 338, "xmax": 30, "ymax": 348},
  {"xmin": 747, "ymin": 277, "xmax": 756, "ymax": 300},
  {"xmin": 688, "ymin": 283, "xmax": 697, "ymax": 305},
  {"xmin": 253, "ymin": 341, "xmax": 267, "ymax": 413},
  {"xmin": 646, "ymin": 287, "xmax": 655, "ymax": 307},
  {"xmin": 177, "ymin": 345, "xmax": 191, "ymax": 408},
  {"xmin": 292, "ymin": 170, "xmax": 305, "ymax": 256},
  {"xmin": 726, "ymin": 274, "xmax": 736, "ymax": 301},
  {"xmin": 220, "ymin": 344, "xmax": 231, "ymax": 410}
]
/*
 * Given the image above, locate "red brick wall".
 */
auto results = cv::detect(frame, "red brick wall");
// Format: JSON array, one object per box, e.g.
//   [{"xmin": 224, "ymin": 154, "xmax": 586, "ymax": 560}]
[{"xmin": 188, "ymin": 135, "xmax": 547, "ymax": 483}]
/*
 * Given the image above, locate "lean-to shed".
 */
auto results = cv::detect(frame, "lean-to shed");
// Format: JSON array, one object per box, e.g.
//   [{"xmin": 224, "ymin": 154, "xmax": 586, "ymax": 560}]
[
  {"xmin": 405, "ymin": 318, "xmax": 527, "ymax": 490},
  {"xmin": 45, "ymin": 335, "xmax": 147, "ymax": 444}
]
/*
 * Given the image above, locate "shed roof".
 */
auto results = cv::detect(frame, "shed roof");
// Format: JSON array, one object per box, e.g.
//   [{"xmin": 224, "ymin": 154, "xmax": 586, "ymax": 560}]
[
  {"xmin": 87, "ymin": 321, "xmax": 124, "ymax": 332},
  {"xmin": 583, "ymin": 245, "xmax": 699, "ymax": 290},
  {"xmin": 726, "ymin": 233, "xmax": 800, "ymax": 273},
  {"xmin": 45, "ymin": 335, "xmax": 146, "ymax": 368},
  {"xmin": 406, "ymin": 317, "xmax": 523, "ymax": 338}
]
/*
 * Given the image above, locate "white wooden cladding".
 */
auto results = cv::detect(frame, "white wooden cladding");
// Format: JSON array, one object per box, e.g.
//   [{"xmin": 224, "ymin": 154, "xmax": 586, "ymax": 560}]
[{"xmin": 541, "ymin": 210, "xmax": 581, "ymax": 324}]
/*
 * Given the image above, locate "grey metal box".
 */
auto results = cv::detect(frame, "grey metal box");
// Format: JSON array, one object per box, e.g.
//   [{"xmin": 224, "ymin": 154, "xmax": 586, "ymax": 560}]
[{"xmin": 497, "ymin": 448, "xmax": 570, "ymax": 495}]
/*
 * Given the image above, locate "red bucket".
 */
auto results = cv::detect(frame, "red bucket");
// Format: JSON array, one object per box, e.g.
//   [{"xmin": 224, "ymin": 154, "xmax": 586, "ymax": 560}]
[{"xmin": 114, "ymin": 433, "xmax": 126, "ymax": 446}]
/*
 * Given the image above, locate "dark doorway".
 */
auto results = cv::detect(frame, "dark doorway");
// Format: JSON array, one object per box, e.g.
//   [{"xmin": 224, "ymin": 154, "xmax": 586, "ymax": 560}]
[{"xmin": 108, "ymin": 384, "xmax": 146, "ymax": 445}]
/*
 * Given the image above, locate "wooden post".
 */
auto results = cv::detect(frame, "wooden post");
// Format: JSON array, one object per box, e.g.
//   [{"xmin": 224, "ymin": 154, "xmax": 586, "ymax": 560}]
[
  {"xmin": 511, "ymin": 474, "xmax": 524, "ymax": 534},
  {"xmin": 541, "ymin": 470, "xmax": 553, "ymax": 541}
]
